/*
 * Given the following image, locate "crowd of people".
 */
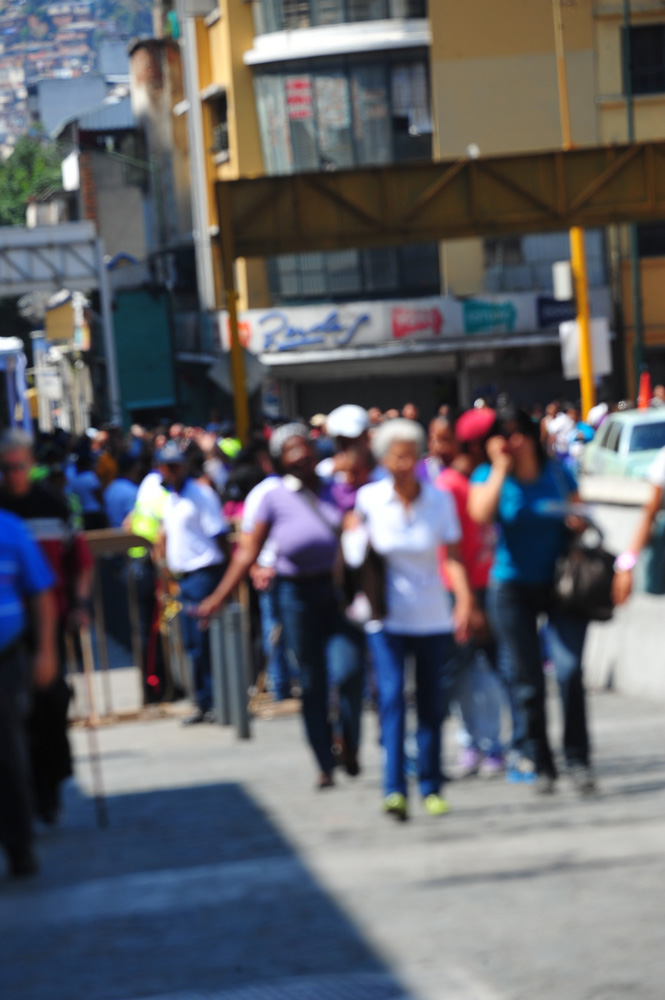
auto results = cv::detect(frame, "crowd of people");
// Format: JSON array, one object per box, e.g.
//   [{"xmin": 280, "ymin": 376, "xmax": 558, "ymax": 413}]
[{"xmin": 1, "ymin": 388, "xmax": 658, "ymax": 875}]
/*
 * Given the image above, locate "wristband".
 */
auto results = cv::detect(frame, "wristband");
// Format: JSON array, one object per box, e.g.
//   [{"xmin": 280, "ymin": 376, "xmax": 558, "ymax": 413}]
[{"xmin": 614, "ymin": 551, "xmax": 637, "ymax": 573}]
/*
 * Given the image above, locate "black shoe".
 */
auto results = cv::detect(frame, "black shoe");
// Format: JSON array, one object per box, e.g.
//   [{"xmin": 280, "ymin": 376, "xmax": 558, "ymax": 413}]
[
  {"xmin": 36, "ymin": 785, "xmax": 61, "ymax": 826},
  {"xmin": 343, "ymin": 749, "xmax": 360, "ymax": 777},
  {"xmin": 7, "ymin": 845, "xmax": 39, "ymax": 878},
  {"xmin": 534, "ymin": 773, "xmax": 556, "ymax": 795},
  {"xmin": 568, "ymin": 764, "xmax": 597, "ymax": 797},
  {"xmin": 181, "ymin": 708, "xmax": 205, "ymax": 726}
]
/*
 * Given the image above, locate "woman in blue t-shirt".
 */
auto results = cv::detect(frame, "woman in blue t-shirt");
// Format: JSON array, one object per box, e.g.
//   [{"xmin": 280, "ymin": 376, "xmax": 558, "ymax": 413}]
[{"xmin": 468, "ymin": 403, "xmax": 594, "ymax": 796}]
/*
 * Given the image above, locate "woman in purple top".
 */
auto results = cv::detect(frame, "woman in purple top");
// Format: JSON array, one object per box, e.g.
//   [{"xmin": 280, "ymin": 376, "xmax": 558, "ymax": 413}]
[{"xmin": 199, "ymin": 424, "xmax": 364, "ymax": 789}]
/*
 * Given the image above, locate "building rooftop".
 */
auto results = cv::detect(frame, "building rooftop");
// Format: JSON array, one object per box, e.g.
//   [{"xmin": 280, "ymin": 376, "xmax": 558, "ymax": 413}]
[{"xmin": 53, "ymin": 92, "xmax": 134, "ymax": 136}]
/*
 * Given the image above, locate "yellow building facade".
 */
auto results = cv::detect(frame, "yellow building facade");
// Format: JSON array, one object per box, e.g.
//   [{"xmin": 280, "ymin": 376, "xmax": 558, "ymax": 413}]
[
  {"xmin": 429, "ymin": 0, "xmax": 665, "ymax": 392},
  {"xmin": 183, "ymin": 0, "xmax": 270, "ymax": 314},
  {"xmin": 429, "ymin": 0, "xmax": 598, "ymax": 298},
  {"xmin": 595, "ymin": 0, "xmax": 665, "ymax": 390}
]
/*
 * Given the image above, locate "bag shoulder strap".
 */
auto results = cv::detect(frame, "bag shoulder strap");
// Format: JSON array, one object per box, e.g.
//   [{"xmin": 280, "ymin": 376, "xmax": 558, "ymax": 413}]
[{"xmin": 284, "ymin": 475, "xmax": 341, "ymax": 540}]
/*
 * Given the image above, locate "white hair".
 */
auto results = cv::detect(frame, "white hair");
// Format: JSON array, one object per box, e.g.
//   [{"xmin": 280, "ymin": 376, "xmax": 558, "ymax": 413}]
[
  {"xmin": 268, "ymin": 422, "xmax": 310, "ymax": 459},
  {"xmin": 0, "ymin": 428, "xmax": 33, "ymax": 455},
  {"xmin": 371, "ymin": 418, "xmax": 426, "ymax": 461}
]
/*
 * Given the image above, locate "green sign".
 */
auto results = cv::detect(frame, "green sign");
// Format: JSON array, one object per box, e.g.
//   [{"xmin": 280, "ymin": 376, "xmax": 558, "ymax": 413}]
[{"xmin": 464, "ymin": 300, "xmax": 517, "ymax": 334}]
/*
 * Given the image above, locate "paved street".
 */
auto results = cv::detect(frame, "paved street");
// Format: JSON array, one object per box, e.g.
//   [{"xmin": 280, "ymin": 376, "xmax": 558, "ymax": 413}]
[{"xmin": 2, "ymin": 687, "xmax": 664, "ymax": 1000}]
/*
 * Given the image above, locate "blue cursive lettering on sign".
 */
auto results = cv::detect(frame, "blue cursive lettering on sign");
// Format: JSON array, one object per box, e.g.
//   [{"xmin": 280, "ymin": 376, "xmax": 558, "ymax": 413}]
[{"xmin": 259, "ymin": 310, "xmax": 371, "ymax": 352}]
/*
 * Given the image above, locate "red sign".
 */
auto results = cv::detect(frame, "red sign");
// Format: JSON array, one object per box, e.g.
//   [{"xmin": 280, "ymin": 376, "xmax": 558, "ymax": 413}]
[
  {"xmin": 392, "ymin": 307, "xmax": 443, "ymax": 340},
  {"xmin": 286, "ymin": 77, "xmax": 313, "ymax": 121}
]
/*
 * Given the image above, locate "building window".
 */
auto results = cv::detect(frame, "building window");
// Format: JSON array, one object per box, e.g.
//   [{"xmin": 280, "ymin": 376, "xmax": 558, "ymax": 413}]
[
  {"xmin": 208, "ymin": 92, "xmax": 229, "ymax": 162},
  {"xmin": 625, "ymin": 24, "xmax": 665, "ymax": 96},
  {"xmin": 637, "ymin": 222, "xmax": 665, "ymax": 257},
  {"xmin": 255, "ymin": 51, "xmax": 438, "ymax": 303},
  {"xmin": 254, "ymin": 53, "xmax": 432, "ymax": 173},
  {"xmin": 483, "ymin": 232, "xmax": 607, "ymax": 293},
  {"xmin": 268, "ymin": 243, "xmax": 439, "ymax": 303},
  {"xmin": 253, "ymin": 0, "xmax": 426, "ymax": 34}
]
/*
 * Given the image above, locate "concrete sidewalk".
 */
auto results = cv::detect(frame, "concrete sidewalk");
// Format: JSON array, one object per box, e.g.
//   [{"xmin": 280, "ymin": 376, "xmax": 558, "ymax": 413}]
[{"xmin": 2, "ymin": 688, "xmax": 664, "ymax": 1000}]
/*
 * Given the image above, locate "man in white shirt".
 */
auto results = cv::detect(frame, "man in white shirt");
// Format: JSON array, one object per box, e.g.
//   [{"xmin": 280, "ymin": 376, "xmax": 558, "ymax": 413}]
[{"xmin": 160, "ymin": 442, "xmax": 230, "ymax": 724}]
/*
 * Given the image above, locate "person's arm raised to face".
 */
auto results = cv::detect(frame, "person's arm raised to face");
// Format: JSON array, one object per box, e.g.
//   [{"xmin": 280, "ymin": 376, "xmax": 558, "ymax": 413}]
[{"xmin": 467, "ymin": 436, "xmax": 511, "ymax": 525}]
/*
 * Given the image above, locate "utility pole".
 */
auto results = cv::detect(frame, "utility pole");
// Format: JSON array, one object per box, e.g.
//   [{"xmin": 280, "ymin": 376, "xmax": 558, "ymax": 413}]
[
  {"xmin": 623, "ymin": 0, "xmax": 644, "ymax": 397},
  {"xmin": 552, "ymin": 0, "xmax": 596, "ymax": 418}
]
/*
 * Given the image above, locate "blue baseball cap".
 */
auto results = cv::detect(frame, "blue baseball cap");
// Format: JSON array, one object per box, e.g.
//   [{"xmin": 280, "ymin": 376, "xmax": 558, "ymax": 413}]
[{"xmin": 157, "ymin": 441, "xmax": 186, "ymax": 464}]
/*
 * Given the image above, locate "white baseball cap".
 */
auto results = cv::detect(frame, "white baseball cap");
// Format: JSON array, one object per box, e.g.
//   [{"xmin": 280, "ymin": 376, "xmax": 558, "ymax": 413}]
[{"xmin": 326, "ymin": 404, "xmax": 370, "ymax": 440}]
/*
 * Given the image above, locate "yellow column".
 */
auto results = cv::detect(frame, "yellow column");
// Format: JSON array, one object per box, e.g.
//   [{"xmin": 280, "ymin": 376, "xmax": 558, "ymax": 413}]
[
  {"xmin": 217, "ymin": 181, "xmax": 250, "ymax": 444},
  {"xmin": 569, "ymin": 226, "xmax": 595, "ymax": 418}
]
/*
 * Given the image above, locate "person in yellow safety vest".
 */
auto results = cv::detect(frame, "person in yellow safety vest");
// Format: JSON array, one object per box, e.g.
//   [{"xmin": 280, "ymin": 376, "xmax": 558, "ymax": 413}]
[
  {"xmin": 128, "ymin": 470, "xmax": 169, "ymax": 559},
  {"xmin": 125, "ymin": 464, "xmax": 170, "ymax": 702}
]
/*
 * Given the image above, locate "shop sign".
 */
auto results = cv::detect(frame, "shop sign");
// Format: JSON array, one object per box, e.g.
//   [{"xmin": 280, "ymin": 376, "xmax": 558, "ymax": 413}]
[
  {"xmin": 537, "ymin": 295, "xmax": 577, "ymax": 329},
  {"xmin": 392, "ymin": 305, "xmax": 443, "ymax": 340},
  {"xmin": 218, "ymin": 287, "xmax": 612, "ymax": 358},
  {"xmin": 286, "ymin": 76, "xmax": 313, "ymax": 120},
  {"xmin": 257, "ymin": 307, "xmax": 373, "ymax": 353},
  {"xmin": 36, "ymin": 368, "xmax": 63, "ymax": 401},
  {"xmin": 464, "ymin": 299, "xmax": 517, "ymax": 334}
]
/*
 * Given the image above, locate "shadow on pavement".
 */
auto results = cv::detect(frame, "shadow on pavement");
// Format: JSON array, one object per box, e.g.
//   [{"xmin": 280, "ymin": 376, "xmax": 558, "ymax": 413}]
[{"xmin": 0, "ymin": 782, "xmax": 412, "ymax": 1000}]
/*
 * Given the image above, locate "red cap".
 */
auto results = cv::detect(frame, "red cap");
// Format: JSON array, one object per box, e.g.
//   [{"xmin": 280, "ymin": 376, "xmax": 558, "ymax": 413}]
[{"xmin": 455, "ymin": 408, "xmax": 497, "ymax": 443}]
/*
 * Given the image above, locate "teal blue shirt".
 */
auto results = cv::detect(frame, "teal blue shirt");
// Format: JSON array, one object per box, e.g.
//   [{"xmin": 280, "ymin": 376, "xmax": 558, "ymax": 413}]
[{"xmin": 471, "ymin": 461, "xmax": 577, "ymax": 585}]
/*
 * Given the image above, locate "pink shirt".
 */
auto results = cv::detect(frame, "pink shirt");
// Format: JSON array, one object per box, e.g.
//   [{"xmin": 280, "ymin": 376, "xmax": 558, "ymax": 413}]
[{"xmin": 435, "ymin": 467, "xmax": 494, "ymax": 591}]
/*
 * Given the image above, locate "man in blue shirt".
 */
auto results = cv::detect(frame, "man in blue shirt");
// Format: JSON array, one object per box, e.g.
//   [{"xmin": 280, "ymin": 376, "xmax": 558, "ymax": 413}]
[
  {"xmin": 0, "ymin": 509, "xmax": 57, "ymax": 877},
  {"xmin": 103, "ymin": 453, "xmax": 140, "ymax": 528}
]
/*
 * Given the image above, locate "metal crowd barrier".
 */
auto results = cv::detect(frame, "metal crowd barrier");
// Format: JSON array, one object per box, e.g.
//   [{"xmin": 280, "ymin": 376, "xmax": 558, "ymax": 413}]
[{"xmin": 78, "ymin": 530, "xmax": 252, "ymax": 739}]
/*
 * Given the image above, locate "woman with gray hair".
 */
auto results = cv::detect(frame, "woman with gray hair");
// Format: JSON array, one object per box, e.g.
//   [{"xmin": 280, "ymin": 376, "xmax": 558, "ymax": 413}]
[
  {"xmin": 199, "ymin": 423, "xmax": 364, "ymax": 789},
  {"xmin": 355, "ymin": 419, "xmax": 473, "ymax": 820}
]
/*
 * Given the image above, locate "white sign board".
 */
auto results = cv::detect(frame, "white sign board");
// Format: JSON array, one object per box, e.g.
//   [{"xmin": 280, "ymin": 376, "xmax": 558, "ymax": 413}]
[
  {"xmin": 217, "ymin": 287, "xmax": 613, "ymax": 358},
  {"xmin": 559, "ymin": 317, "xmax": 613, "ymax": 380}
]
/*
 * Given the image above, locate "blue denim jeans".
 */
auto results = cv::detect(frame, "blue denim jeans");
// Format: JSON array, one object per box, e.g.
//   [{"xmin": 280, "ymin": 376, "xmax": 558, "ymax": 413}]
[
  {"xmin": 178, "ymin": 564, "xmax": 224, "ymax": 712},
  {"xmin": 367, "ymin": 629, "xmax": 457, "ymax": 798},
  {"xmin": 450, "ymin": 645, "xmax": 505, "ymax": 757},
  {"xmin": 487, "ymin": 581, "xmax": 589, "ymax": 776},
  {"xmin": 258, "ymin": 586, "xmax": 293, "ymax": 701},
  {"xmin": 275, "ymin": 575, "xmax": 365, "ymax": 775}
]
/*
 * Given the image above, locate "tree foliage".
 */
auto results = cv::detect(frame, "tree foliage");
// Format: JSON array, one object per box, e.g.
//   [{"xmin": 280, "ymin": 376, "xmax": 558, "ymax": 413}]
[{"xmin": 0, "ymin": 136, "xmax": 63, "ymax": 227}]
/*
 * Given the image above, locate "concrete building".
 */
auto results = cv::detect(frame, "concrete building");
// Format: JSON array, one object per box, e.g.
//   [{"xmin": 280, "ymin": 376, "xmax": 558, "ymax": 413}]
[{"xmin": 167, "ymin": 0, "xmax": 665, "ymax": 421}]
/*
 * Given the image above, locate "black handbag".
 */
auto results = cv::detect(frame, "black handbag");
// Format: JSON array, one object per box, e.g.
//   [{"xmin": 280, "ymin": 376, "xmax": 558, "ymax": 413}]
[
  {"xmin": 548, "ymin": 462, "xmax": 615, "ymax": 622},
  {"xmin": 553, "ymin": 530, "xmax": 615, "ymax": 622}
]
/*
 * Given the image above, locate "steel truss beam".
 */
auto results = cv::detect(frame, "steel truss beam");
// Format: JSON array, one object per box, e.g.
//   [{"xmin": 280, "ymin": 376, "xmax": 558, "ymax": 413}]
[{"xmin": 216, "ymin": 141, "xmax": 665, "ymax": 260}]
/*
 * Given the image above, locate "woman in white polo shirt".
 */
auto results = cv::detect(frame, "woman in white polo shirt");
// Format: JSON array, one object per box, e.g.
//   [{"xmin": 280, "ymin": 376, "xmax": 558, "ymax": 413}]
[{"xmin": 356, "ymin": 419, "xmax": 473, "ymax": 821}]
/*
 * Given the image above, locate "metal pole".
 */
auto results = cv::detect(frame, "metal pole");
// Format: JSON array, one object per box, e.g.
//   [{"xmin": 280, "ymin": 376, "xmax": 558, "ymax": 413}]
[
  {"xmin": 92, "ymin": 560, "xmax": 113, "ymax": 718},
  {"xmin": 623, "ymin": 0, "xmax": 644, "ymax": 397},
  {"xmin": 552, "ymin": 0, "xmax": 596, "ymax": 418},
  {"xmin": 210, "ymin": 613, "xmax": 231, "ymax": 726},
  {"xmin": 224, "ymin": 603, "xmax": 251, "ymax": 740},
  {"xmin": 80, "ymin": 624, "xmax": 109, "ymax": 829},
  {"xmin": 125, "ymin": 558, "xmax": 146, "ymax": 709},
  {"xmin": 217, "ymin": 182, "xmax": 251, "ymax": 444},
  {"xmin": 95, "ymin": 239, "xmax": 122, "ymax": 425}
]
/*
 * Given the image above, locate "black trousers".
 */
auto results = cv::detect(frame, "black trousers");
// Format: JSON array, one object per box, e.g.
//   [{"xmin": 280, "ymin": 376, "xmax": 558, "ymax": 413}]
[
  {"xmin": 0, "ymin": 642, "xmax": 33, "ymax": 851},
  {"xmin": 26, "ymin": 670, "xmax": 72, "ymax": 819}
]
